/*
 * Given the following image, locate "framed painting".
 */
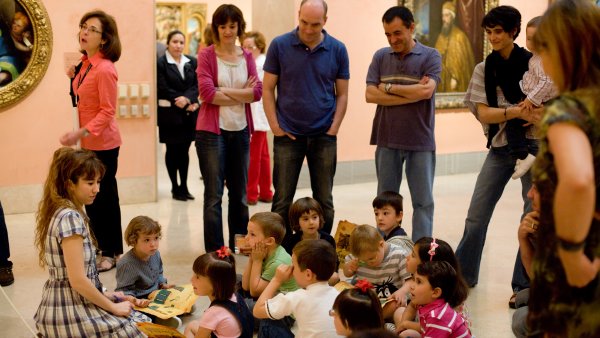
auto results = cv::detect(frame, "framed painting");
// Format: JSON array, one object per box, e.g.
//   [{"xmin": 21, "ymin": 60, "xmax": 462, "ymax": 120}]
[
  {"xmin": 399, "ymin": 0, "xmax": 499, "ymax": 108},
  {"xmin": 156, "ymin": 3, "xmax": 207, "ymax": 56},
  {"xmin": 0, "ymin": 0, "xmax": 53, "ymax": 110}
]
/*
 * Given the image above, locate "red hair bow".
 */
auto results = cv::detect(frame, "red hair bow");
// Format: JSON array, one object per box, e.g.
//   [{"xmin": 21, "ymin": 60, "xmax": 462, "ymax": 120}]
[
  {"xmin": 355, "ymin": 279, "xmax": 373, "ymax": 293},
  {"xmin": 216, "ymin": 246, "xmax": 230, "ymax": 259}
]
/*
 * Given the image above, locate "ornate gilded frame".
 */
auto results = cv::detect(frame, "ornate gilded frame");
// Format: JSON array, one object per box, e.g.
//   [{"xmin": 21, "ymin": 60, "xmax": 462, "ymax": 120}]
[
  {"xmin": 0, "ymin": 0, "xmax": 53, "ymax": 110},
  {"xmin": 155, "ymin": 2, "xmax": 207, "ymax": 56},
  {"xmin": 399, "ymin": 0, "xmax": 499, "ymax": 109}
]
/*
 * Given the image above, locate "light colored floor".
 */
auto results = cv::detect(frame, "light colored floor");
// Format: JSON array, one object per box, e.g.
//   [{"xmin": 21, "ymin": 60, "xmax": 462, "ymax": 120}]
[{"xmin": 0, "ymin": 148, "xmax": 525, "ymax": 337}]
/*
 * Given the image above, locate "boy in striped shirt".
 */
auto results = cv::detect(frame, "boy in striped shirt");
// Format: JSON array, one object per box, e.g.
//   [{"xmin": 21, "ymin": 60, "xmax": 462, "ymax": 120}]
[{"xmin": 343, "ymin": 224, "xmax": 411, "ymax": 324}]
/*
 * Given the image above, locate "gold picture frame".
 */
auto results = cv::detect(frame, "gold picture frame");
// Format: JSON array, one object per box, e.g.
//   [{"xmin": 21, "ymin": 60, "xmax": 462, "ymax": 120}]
[
  {"xmin": 399, "ymin": 0, "xmax": 499, "ymax": 109},
  {"xmin": 0, "ymin": 0, "xmax": 53, "ymax": 110},
  {"xmin": 156, "ymin": 2, "xmax": 207, "ymax": 56}
]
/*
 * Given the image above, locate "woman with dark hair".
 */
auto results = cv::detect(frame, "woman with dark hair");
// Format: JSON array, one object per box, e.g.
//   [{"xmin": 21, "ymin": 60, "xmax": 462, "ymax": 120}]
[
  {"xmin": 195, "ymin": 4, "xmax": 262, "ymax": 252},
  {"xmin": 157, "ymin": 30, "xmax": 199, "ymax": 201},
  {"xmin": 60, "ymin": 10, "xmax": 124, "ymax": 272},
  {"xmin": 528, "ymin": 0, "xmax": 600, "ymax": 336}
]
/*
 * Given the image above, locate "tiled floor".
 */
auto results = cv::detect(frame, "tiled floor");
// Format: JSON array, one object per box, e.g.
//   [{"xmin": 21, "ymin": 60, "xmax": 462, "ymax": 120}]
[{"xmin": 1, "ymin": 148, "xmax": 525, "ymax": 337}]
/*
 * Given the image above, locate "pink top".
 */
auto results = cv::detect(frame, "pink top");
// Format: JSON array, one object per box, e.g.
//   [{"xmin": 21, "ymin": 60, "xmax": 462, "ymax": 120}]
[
  {"xmin": 418, "ymin": 299, "xmax": 472, "ymax": 338},
  {"xmin": 73, "ymin": 52, "xmax": 122, "ymax": 151},
  {"xmin": 198, "ymin": 294, "xmax": 241, "ymax": 338},
  {"xmin": 196, "ymin": 45, "xmax": 261, "ymax": 134}
]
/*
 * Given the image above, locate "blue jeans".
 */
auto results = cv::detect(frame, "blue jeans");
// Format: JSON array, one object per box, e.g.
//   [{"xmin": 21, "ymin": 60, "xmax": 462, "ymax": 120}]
[
  {"xmin": 271, "ymin": 134, "xmax": 337, "ymax": 237},
  {"xmin": 195, "ymin": 128, "xmax": 249, "ymax": 252},
  {"xmin": 375, "ymin": 147, "xmax": 435, "ymax": 242},
  {"xmin": 456, "ymin": 145, "xmax": 536, "ymax": 289}
]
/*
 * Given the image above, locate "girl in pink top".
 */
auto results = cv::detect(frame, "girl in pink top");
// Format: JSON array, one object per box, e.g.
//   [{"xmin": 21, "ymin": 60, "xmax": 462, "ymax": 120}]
[
  {"xmin": 184, "ymin": 247, "xmax": 253, "ymax": 338},
  {"xmin": 412, "ymin": 261, "xmax": 471, "ymax": 338},
  {"xmin": 60, "ymin": 10, "xmax": 124, "ymax": 272}
]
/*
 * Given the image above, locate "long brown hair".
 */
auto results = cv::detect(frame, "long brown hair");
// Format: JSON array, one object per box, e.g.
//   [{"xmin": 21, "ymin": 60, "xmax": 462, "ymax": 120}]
[
  {"xmin": 35, "ymin": 148, "xmax": 105, "ymax": 267},
  {"xmin": 533, "ymin": 0, "xmax": 600, "ymax": 101},
  {"xmin": 79, "ymin": 10, "xmax": 121, "ymax": 62}
]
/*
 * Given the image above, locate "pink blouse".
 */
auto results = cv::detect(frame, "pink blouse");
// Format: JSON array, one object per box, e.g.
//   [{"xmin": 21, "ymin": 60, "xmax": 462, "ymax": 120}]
[{"xmin": 73, "ymin": 52, "xmax": 122, "ymax": 151}]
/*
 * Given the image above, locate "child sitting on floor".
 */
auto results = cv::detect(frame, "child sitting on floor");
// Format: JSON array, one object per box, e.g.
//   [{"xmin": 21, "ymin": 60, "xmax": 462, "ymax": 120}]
[
  {"xmin": 372, "ymin": 191, "xmax": 413, "ymax": 253},
  {"xmin": 397, "ymin": 237, "xmax": 470, "ymax": 336},
  {"xmin": 254, "ymin": 239, "xmax": 340, "ymax": 337},
  {"xmin": 409, "ymin": 261, "xmax": 471, "ymax": 337},
  {"xmin": 343, "ymin": 225, "xmax": 411, "ymax": 326},
  {"xmin": 116, "ymin": 216, "xmax": 174, "ymax": 299},
  {"xmin": 330, "ymin": 280, "xmax": 384, "ymax": 337},
  {"xmin": 284, "ymin": 197, "xmax": 339, "ymax": 284},
  {"xmin": 242, "ymin": 212, "xmax": 299, "ymax": 338},
  {"xmin": 184, "ymin": 247, "xmax": 253, "ymax": 338}
]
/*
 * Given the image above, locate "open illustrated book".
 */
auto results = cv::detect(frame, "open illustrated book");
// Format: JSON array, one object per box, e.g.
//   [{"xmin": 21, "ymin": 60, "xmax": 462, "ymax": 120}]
[{"xmin": 134, "ymin": 283, "xmax": 198, "ymax": 319}]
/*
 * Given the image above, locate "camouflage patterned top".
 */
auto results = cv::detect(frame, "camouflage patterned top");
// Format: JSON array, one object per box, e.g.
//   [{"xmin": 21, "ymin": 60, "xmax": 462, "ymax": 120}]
[{"xmin": 529, "ymin": 94, "xmax": 600, "ymax": 338}]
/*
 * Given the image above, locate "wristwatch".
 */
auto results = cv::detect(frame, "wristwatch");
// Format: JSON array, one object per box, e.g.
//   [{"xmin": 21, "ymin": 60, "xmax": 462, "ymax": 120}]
[
  {"xmin": 385, "ymin": 83, "xmax": 392, "ymax": 93},
  {"xmin": 82, "ymin": 128, "xmax": 90, "ymax": 137}
]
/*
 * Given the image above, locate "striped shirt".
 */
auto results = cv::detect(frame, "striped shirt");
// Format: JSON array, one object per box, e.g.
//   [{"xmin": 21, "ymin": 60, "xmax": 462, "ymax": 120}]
[
  {"xmin": 418, "ymin": 299, "xmax": 472, "ymax": 338},
  {"xmin": 519, "ymin": 54, "xmax": 558, "ymax": 107},
  {"xmin": 345, "ymin": 243, "xmax": 410, "ymax": 300}
]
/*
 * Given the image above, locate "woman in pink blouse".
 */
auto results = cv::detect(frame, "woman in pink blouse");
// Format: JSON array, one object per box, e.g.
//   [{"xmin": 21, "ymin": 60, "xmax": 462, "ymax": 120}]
[{"xmin": 60, "ymin": 10, "xmax": 123, "ymax": 272}]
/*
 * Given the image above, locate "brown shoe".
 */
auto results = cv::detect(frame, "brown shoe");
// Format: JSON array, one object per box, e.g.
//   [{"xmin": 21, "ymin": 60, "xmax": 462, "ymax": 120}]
[
  {"xmin": 509, "ymin": 292, "xmax": 517, "ymax": 309},
  {"xmin": 0, "ymin": 265, "xmax": 14, "ymax": 286}
]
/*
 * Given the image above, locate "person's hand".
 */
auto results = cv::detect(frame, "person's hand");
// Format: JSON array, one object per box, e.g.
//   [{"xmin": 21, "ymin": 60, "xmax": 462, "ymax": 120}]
[
  {"xmin": 389, "ymin": 288, "xmax": 408, "ymax": 307},
  {"xmin": 518, "ymin": 104, "xmax": 543, "ymax": 126},
  {"xmin": 378, "ymin": 82, "xmax": 387, "ymax": 92},
  {"xmin": 244, "ymin": 75, "xmax": 258, "ymax": 89},
  {"xmin": 419, "ymin": 75, "xmax": 430, "ymax": 85},
  {"xmin": 174, "ymin": 96, "xmax": 189, "ymax": 109},
  {"xmin": 271, "ymin": 125, "xmax": 296, "ymax": 140},
  {"xmin": 186, "ymin": 103, "xmax": 199, "ymax": 112},
  {"xmin": 132, "ymin": 297, "xmax": 151, "ymax": 308},
  {"xmin": 250, "ymin": 241, "xmax": 268, "ymax": 262},
  {"xmin": 110, "ymin": 300, "xmax": 133, "ymax": 317},
  {"xmin": 160, "ymin": 283, "xmax": 175, "ymax": 289},
  {"xmin": 518, "ymin": 211, "xmax": 539, "ymax": 241},
  {"xmin": 558, "ymin": 250, "xmax": 600, "ymax": 288},
  {"xmin": 346, "ymin": 258, "xmax": 359, "ymax": 274},
  {"xmin": 325, "ymin": 126, "xmax": 339, "ymax": 136},
  {"xmin": 273, "ymin": 264, "xmax": 293, "ymax": 283},
  {"xmin": 66, "ymin": 65, "xmax": 76, "ymax": 78},
  {"xmin": 59, "ymin": 131, "xmax": 79, "ymax": 146}
]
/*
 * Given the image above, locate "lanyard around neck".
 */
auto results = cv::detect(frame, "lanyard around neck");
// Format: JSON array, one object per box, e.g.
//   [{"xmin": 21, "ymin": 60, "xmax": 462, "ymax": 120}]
[{"xmin": 75, "ymin": 64, "xmax": 93, "ymax": 106}]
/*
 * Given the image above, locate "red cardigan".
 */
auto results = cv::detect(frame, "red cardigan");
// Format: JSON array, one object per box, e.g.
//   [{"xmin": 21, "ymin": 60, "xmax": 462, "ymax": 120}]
[{"xmin": 195, "ymin": 45, "xmax": 262, "ymax": 134}]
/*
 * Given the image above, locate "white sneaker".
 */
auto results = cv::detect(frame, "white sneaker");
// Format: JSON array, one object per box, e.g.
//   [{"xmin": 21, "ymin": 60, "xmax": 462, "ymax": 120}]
[{"xmin": 512, "ymin": 154, "xmax": 536, "ymax": 179}]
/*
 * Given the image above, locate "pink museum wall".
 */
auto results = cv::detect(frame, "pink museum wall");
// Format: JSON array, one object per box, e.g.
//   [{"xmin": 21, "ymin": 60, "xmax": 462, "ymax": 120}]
[{"xmin": 0, "ymin": 0, "xmax": 549, "ymax": 213}]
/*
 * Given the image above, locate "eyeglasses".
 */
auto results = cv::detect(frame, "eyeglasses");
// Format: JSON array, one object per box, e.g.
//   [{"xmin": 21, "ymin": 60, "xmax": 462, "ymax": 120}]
[
  {"xmin": 79, "ymin": 24, "xmax": 102, "ymax": 35},
  {"xmin": 328, "ymin": 309, "xmax": 336, "ymax": 317}
]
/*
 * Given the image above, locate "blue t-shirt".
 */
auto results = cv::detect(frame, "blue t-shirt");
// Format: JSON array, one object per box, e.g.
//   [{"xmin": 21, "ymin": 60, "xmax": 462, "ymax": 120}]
[
  {"xmin": 264, "ymin": 28, "xmax": 350, "ymax": 136},
  {"xmin": 366, "ymin": 42, "xmax": 441, "ymax": 151}
]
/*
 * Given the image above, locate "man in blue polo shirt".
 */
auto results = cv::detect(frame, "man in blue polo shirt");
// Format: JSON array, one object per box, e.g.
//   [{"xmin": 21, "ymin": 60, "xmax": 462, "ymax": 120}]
[
  {"xmin": 262, "ymin": 0, "xmax": 349, "ymax": 239},
  {"xmin": 366, "ymin": 6, "xmax": 441, "ymax": 242}
]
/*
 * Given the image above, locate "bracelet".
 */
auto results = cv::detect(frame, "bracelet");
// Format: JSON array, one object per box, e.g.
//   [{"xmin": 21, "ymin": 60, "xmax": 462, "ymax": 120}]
[
  {"xmin": 557, "ymin": 236, "xmax": 586, "ymax": 252},
  {"xmin": 385, "ymin": 83, "xmax": 392, "ymax": 94},
  {"xmin": 504, "ymin": 107, "xmax": 508, "ymax": 121}
]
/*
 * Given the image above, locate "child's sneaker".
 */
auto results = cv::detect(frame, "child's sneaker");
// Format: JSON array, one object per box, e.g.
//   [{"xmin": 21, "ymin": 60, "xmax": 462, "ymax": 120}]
[{"xmin": 512, "ymin": 154, "xmax": 536, "ymax": 179}]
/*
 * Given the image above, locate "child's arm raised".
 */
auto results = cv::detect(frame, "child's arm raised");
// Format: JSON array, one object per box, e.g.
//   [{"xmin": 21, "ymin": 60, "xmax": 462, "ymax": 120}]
[
  {"xmin": 342, "ymin": 255, "xmax": 359, "ymax": 277},
  {"xmin": 253, "ymin": 264, "xmax": 293, "ymax": 319},
  {"xmin": 248, "ymin": 242, "xmax": 270, "ymax": 297}
]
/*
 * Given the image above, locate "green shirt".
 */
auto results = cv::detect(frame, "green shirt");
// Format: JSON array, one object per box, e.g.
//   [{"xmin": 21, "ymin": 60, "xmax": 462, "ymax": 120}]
[{"xmin": 261, "ymin": 245, "xmax": 299, "ymax": 293}]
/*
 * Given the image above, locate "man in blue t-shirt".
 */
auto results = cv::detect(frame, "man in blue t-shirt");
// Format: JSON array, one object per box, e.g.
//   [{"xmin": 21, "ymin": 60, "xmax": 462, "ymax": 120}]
[
  {"xmin": 263, "ymin": 0, "xmax": 349, "ymax": 239},
  {"xmin": 365, "ymin": 6, "xmax": 441, "ymax": 242}
]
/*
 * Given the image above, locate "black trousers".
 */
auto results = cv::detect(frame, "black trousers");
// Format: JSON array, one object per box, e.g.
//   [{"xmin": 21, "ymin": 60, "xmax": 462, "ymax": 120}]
[
  {"xmin": 0, "ymin": 200, "xmax": 11, "ymax": 267},
  {"xmin": 85, "ymin": 147, "xmax": 123, "ymax": 257}
]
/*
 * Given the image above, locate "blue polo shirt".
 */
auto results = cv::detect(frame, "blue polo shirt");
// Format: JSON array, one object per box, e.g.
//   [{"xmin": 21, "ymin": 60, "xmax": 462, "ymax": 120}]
[
  {"xmin": 264, "ymin": 28, "xmax": 350, "ymax": 136},
  {"xmin": 366, "ymin": 42, "xmax": 441, "ymax": 151}
]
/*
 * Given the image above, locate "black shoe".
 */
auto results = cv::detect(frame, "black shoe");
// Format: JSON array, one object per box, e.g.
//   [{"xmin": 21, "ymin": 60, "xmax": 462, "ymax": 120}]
[
  {"xmin": 180, "ymin": 189, "xmax": 195, "ymax": 200},
  {"xmin": 172, "ymin": 192, "xmax": 187, "ymax": 201},
  {"xmin": 0, "ymin": 265, "xmax": 14, "ymax": 286}
]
